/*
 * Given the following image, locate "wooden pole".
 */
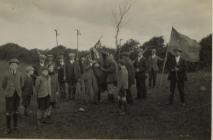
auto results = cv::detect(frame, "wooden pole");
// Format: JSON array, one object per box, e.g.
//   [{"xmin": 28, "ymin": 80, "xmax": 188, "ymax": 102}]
[
  {"xmin": 159, "ymin": 47, "xmax": 168, "ymax": 87},
  {"xmin": 54, "ymin": 29, "xmax": 59, "ymax": 46},
  {"xmin": 75, "ymin": 29, "xmax": 80, "ymax": 59}
]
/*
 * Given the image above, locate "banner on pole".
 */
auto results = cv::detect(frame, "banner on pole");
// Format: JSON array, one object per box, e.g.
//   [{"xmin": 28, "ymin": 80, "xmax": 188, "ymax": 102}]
[{"xmin": 168, "ymin": 27, "xmax": 201, "ymax": 62}]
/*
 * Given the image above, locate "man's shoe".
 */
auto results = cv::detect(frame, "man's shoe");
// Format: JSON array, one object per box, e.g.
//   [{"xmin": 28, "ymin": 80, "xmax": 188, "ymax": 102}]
[{"xmin": 4, "ymin": 128, "xmax": 11, "ymax": 134}]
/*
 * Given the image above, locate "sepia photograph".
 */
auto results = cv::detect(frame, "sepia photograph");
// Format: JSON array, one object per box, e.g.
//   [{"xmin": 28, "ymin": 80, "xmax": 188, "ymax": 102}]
[{"xmin": 0, "ymin": 0, "xmax": 211, "ymax": 139}]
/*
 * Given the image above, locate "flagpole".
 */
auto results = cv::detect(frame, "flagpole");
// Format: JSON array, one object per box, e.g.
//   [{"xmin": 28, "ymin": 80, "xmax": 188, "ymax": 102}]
[
  {"xmin": 75, "ymin": 29, "xmax": 80, "ymax": 59},
  {"xmin": 54, "ymin": 29, "xmax": 59, "ymax": 46},
  {"xmin": 159, "ymin": 47, "xmax": 168, "ymax": 87}
]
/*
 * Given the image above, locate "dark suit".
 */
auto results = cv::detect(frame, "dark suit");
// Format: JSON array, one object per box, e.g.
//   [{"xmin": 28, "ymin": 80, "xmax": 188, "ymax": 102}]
[
  {"xmin": 65, "ymin": 60, "xmax": 81, "ymax": 100},
  {"xmin": 57, "ymin": 63, "xmax": 66, "ymax": 99},
  {"xmin": 134, "ymin": 56, "xmax": 147, "ymax": 99},
  {"xmin": 167, "ymin": 55, "xmax": 187, "ymax": 104}
]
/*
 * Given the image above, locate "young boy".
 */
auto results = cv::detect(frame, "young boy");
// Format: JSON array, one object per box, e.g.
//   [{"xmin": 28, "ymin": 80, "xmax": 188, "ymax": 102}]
[
  {"xmin": 117, "ymin": 59, "xmax": 129, "ymax": 115},
  {"xmin": 35, "ymin": 67, "xmax": 51, "ymax": 124},
  {"xmin": 47, "ymin": 63, "xmax": 59, "ymax": 119},
  {"xmin": 2, "ymin": 59, "xmax": 23, "ymax": 134},
  {"xmin": 22, "ymin": 66, "xmax": 34, "ymax": 116}
]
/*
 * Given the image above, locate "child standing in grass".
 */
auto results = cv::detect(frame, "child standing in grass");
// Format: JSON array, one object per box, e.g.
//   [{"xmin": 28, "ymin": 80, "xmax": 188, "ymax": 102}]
[
  {"xmin": 2, "ymin": 59, "xmax": 23, "ymax": 134},
  {"xmin": 46, "ymin": 63, "xmax": 59, "ymax": 120},
  {"xmin": 35, "ymin": 67, "xmax": 51, "ymax": 124},
  {"xmin": 117, "ymin": 59, "xmax": 129, "ymax": 115},
  {"xmin": 22, "ymin": 66, "xmax": 34, "ymax": 116}
]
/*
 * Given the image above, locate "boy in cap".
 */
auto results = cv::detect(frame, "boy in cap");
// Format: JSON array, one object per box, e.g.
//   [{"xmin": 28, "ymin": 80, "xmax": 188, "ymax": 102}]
[
  {"xmin": 2, "ymin": 59, "xmax": 23, "ymax": 134},
  {"xmin": 47, "ymin": 63, "xmax": 59, "ymax": 119},
  {"xmin": 167, "ymin": 48, "xmax": 187, "ymax": 106},
  {"xmin": 35, "ymin": 67, "xmax": 51, "ymax": 124},
  {"xmin": 21, "ymin": 66, "xmax": 34, "ymax": 116},
  {"xmin": 117, "ymin": 59, "xmax": 129, "ymax": 115}
]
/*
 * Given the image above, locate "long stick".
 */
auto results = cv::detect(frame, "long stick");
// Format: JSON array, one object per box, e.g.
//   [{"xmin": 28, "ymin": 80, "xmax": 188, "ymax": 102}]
[{"xmin": 159, "ymin": 47, "xmax": 168, "ymax": 87}]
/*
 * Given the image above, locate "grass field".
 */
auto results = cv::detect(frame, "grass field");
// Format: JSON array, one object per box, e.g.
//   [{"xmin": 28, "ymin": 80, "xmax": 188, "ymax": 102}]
[{"xmin": 0, "ymin": 61, "xmax": 211, "ymax": 139}]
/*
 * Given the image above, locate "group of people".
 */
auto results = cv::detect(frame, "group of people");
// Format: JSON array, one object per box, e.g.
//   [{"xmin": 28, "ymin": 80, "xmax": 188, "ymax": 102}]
[{"xmin": 1, "ymin": 47, "xmax": 187, "ymax": 134}]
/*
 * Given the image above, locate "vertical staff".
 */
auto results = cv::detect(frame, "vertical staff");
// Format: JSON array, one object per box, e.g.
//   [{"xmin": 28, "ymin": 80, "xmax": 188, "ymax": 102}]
[
  {"xmin": 54, "ymin": 29, "xmax": 59, "ymax": 46},
  {"xmin": 75, "ymin": 29, "xmax": 81, "ymax": 59}
]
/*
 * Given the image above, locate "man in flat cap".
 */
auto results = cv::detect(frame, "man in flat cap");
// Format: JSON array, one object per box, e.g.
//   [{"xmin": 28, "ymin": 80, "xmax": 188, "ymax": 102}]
[
  {"xmin": 134, "ymin": 48, "xmax": 148, "ymax": 100},
  {"xmin": 120, "ymin": 52, "xmax": 135, "ymax": 105},
  {"xmin": 65, "ymin": 52, "xmax": 81, "ymax": 100},
  {"xmin": 167, "ymin": 48, "xmax": 187, "ymax": 106},
  {"xmin": 2, "ymin": 59, "xmax": 23, "ymax": 134}
]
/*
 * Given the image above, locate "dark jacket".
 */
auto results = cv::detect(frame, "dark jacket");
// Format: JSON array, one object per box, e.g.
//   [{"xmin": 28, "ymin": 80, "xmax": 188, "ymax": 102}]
[
  {"xmin": 2, "ymin": 71, "xmax": 24, "ymax": 97},
  {"xmin": 22, "ymin": 74, "xmax": 34, "ymax": 96},
  {"xmin": 65, "ymin": 60, "xmax": 81, "ymax": 84},
  {"xmin": 134, "ymin": 57, "xmax": 147, "ymax": 79},
  {"xmin": 101, "ymin": 58, "xmax": 118, "ymax": 84},
  {"xmin": 167, "ymin": 56, "xmax": 187, "ymax": 82},
  {"xmin": 57, "ymin": 63, "xmax": 66, "ymax": 83}
]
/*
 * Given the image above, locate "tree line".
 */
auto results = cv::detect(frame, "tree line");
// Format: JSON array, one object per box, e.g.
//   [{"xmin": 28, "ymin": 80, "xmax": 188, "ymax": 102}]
[{"xmin": 0, "ymin": 34, "xmax": 211, "ymax": 72}]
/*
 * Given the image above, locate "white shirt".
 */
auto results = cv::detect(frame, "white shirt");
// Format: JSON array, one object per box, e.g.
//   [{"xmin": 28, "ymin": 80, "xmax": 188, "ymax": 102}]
[
  {"xmin": 60, "ymin": 62, "xmax": 64, "ymax": 66},
  {"xmin": 175, "ymin": 56, "xmax": 180, "ymax": 64},
  {"xmin": 40, "ymin": 63, "xmax": 44, "ymax": 67},
  {"xmin": 70, "ymin": 60, "xmax": 74, "ymax": 64}
]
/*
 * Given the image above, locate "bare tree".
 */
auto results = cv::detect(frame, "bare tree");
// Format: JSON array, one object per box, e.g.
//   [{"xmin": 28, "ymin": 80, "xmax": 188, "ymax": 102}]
[{"xmin": 112, "ymin": 0, "xmax": 134, "ymax": 50}]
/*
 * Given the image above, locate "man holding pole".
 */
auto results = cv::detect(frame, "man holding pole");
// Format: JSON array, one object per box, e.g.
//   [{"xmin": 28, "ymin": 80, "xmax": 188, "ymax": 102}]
[{"xmin": 167, "ymin": 48, "xmax": 187, "ymax": 105}]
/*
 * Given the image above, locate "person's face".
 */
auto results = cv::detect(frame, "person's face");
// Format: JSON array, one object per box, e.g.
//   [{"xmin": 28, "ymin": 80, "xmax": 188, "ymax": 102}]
[
  {"xmin": 48, "ymin": 65, "xmax": 54, "ymax": 72},
  {"xmin": 69, "ymin": 54, "xmax": 75, "ymax": 60},
  {"xmin": 48, "ymin": 57, "xmax": 53, "ymax": 61},
  {"xmin": 9, "ymin": 63, "xmax": 18, "ymax": 71},
  {"xmin": 152, "ymin": 50, "xmax": 156, "ymax": 55},
  {"xmin": 138, "ymin": 52, "xmax": 143, "ymax": 57},
  {"xmin": 42, "ymin": 70, "xmax": 48, "ymax": 76},
  {"xmin": 175, "ymin": 51, "xmax": 181, "ymax": 57},
  {"xmin": 40, "ymin": 59, "xmax": 45, "ymax": 63},
  {"xmin": 28, "ymin": 70, "xmax": 34, "ymax": 76},
  {"xmin": 59, "ymin": 59, "xmax": 64, "ymax": 63}
]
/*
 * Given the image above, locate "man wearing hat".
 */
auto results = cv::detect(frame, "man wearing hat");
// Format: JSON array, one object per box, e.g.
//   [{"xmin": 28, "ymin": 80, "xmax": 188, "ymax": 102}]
[
  {"xmin": 120, "ymin": 52, "xmax": 135, "ymax": 105},
  {"xmin": 2, "ymin": 59, "xmax": 23, "ymax": 134},
  {"xmin": 57, "ymin": 55, "xmax": 66, "ymax": 100},
  {"xmin": 134, "ymin": 49, "xmax": 148, "ymax": 99},
  {"xmin": 167, "ymin": 48, "xmax": 187, "ymax": 105},
  {"xmin": 65, "ymin": 52, "xmax": 81, "ymax": 100}
]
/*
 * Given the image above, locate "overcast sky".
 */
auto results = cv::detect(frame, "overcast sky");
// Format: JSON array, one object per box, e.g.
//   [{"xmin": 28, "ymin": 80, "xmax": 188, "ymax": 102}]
[{"xmin": 0, "ymin": 0, "xmax": 211, "ymax": 50}]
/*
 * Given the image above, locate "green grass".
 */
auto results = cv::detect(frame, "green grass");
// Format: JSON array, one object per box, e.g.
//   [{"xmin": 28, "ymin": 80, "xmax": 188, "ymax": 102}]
[{"xmin": 0, "ymin": 61, "xmax": 211, "ymax": 139}]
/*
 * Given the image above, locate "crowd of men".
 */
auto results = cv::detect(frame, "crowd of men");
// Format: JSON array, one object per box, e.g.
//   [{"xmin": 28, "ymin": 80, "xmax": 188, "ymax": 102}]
[{"xmin": 1, "ymin": 47, "xmax": 187, "ymax": 134}]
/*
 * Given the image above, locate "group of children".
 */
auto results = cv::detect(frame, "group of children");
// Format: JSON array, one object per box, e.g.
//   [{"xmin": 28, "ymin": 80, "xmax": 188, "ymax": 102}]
[
  {"xmin": 1, "ymin": 56, "xmax": 131, "ymax": 134},
  {"xmin": 2, "ymin": 59, "xmax": 59, "ymax": 134}
]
